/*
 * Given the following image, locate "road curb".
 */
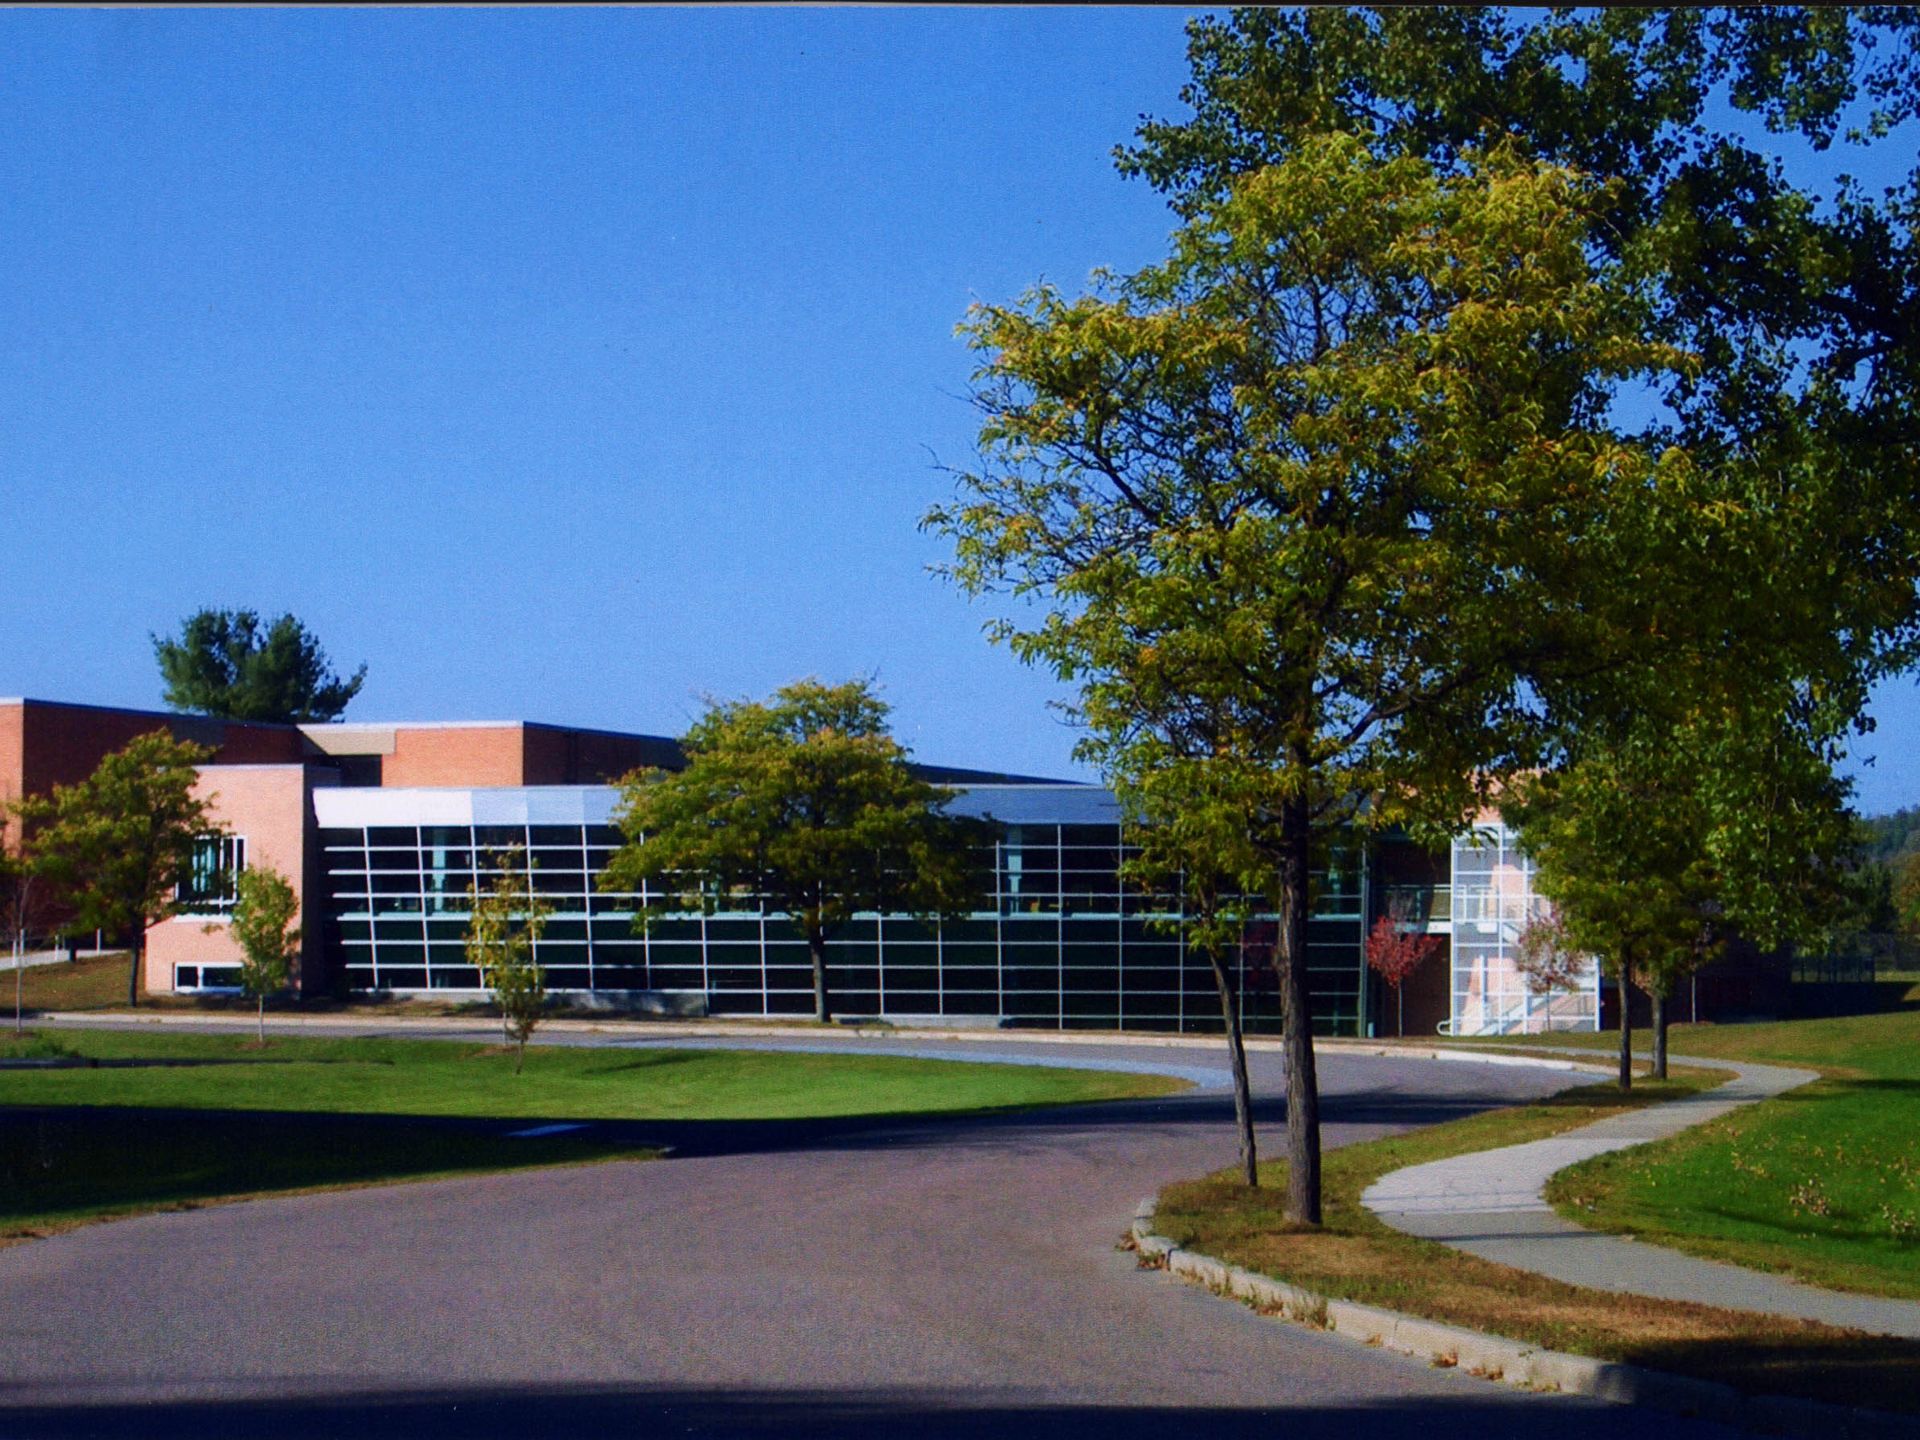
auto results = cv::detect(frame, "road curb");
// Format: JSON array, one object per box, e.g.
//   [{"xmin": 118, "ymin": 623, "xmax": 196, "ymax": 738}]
[{"xmin": 1129, "ymin": 1201, "xmax": 1917, "ymax": 1438}]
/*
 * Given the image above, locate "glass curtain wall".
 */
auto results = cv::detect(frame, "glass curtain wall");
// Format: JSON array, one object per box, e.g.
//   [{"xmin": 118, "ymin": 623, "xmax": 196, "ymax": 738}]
[
  {"xmin": 1447, "ymin": 823, "xmax": 1599, "ymax": 1034},
  {"xmin": 320, "ymin": 820, "xmax": 1371, "ymax": 1034}
]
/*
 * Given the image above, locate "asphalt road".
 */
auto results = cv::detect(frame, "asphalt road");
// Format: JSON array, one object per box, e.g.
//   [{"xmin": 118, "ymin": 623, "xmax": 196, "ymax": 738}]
[{"xmin": 0, "ymin": 1031, "xmax": 1749, "ymax": 1439}]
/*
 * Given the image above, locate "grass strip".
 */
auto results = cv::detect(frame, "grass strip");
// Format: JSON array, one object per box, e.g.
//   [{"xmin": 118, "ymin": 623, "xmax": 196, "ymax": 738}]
[
  {"xmin": 1154, "ymin": 1072, "xmax": 1920, "ymax": 1415},
  {"xmin": 1459, "ymin": 1009, "xmax": 1920, "ymax": 1300}
]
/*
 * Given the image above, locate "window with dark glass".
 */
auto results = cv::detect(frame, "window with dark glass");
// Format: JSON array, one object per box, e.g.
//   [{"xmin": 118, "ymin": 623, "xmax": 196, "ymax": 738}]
[{"xmin": 177, "ymin": 834, "xmax": 246, "ymax": 915}]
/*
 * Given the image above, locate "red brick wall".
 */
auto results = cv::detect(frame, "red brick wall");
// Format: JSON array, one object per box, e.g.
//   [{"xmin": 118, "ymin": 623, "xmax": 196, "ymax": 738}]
[
  {"xmin": 519, "ymin": 724, "xmax": 681, "ymax": 784},
  {"xmin": 0, "ymin": 704, "xmax": 22, "ymax": 847},
  {"xmin": 5, "ymin": 700, "xmax": 302, "ymax": 803}
]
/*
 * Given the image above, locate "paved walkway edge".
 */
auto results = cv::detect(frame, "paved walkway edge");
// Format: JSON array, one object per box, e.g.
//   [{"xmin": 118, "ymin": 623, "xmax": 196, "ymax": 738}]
[{"xmin": 1128, "ymin": 1202, "xmax": 1917, "ymax": 1439}]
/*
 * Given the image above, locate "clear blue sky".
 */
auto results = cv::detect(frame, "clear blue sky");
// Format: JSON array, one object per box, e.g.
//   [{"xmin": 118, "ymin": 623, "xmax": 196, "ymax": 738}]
[{"xmin": 3, "ymin": 8, "xmax": 1916, "ymax": 812}]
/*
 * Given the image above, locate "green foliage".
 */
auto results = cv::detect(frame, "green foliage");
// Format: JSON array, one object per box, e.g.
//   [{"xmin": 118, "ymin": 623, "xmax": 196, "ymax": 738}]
[
  {"xmin": 930, "ymin": 132, "xmax": 1698, "ymax": 1220},
  {"xmin": 153, "ymin": 608, "xmax": 366, "ymax": 724},
  {"xmin": 228, "ymin": 864, "xmax": 300, "ymax": 1039},
  {"xmin": 1121, "ymin": 8, "xmax": 1920, "ymax": 720},
  {"xmin": 464, "ymin": 846, "xmax": 550, "ymax": 1071},
  {"xmin": 1122, "ymin": 10, "xmax": 1918, "ymax": 387},
  {"xmin": 600, "ymin": 678, "xmax": 991, "ymax": 1023},
  {"xmin": 1892, "ymin": 853, "xmax": 1920, "ymax": 939},
  {"xmin": 1510, "ymin": 697, "xmax": 1858, "ymax": 1084},
  {"xmin": 1512, "ymin": 707, "xmax": 1851, "ymax": 998},
  {"xmin": 0, "ymin": 807, "xmax": 44, "ymax": 943},
  {"xmin": 15, "ymin": 731, "xmax": 220, "ymax": 1006}
]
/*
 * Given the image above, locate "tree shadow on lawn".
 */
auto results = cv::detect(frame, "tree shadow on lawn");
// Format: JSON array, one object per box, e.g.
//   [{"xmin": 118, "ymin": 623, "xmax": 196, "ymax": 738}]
[
  {"xmin": 0, "ymin": 1383, "xmax": 1714, "ymax": 1440},
  {"xmin": 1756, "ymin": 1076, "xmax": 1920, "ymax": 1096}
]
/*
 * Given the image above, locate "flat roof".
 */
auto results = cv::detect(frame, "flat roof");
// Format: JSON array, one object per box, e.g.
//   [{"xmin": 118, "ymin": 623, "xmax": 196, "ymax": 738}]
[{"xmin": 313, "ymin": 783, "xmax": 1119, "ymax": 831}]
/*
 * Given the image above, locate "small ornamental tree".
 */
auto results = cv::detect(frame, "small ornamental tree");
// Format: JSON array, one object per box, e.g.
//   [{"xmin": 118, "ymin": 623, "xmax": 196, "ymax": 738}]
[
  {"xmin": 1364, "ymin": 900, "xmax": 1443, "ymax": 1039},
  {"xmin": 1, "ymin": 807, "xmax": 49, "ymax": 1036},
  {"xmin": 1511, "ymin": 913, "xmax": 1594, "ymax": 1000},
  {"xmin": 17, "ymin": 732, "xmax": 220, "ymax": 1007},
  {"xmin": 601, "ymin": 679, "xmax": 991, "ymax": 1025},
  {"xmin": 154, "ymin": 608, "xmax": 366, "ymax": 723},
  {"xmin": 465, "ymin": 846, "xmax": 551, "ymax": 1073},
  {"xmin": 228, "ymin": 864, "xmax": 301, "ymax": 1044}
]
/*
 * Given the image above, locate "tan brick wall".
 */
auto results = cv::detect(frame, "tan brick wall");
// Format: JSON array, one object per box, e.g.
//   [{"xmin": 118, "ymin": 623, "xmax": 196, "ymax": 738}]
[
  {"xmin": 146, "ymin": 766, "xmax": 321, "ymax": 994},
  {"xmin": 383, "ymin": 725, "xmax": 529, "ymax": 787}
]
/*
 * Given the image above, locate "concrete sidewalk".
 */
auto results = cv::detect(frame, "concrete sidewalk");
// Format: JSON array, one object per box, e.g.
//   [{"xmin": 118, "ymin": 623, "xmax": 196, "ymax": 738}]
[{"xmin": 1362, "ymin": 1055, "xmax": 1920, "ymax": 1338}]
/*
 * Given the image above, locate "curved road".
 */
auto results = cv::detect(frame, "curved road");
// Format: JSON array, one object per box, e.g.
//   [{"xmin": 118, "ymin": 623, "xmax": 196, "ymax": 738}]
[{"xmin": 0, "ymin": 1031, "xmax": 1746, "ymax": 1439}]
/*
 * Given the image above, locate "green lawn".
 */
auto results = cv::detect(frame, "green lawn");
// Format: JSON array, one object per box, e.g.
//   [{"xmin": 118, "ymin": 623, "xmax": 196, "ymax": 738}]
[
  {"xmin": 1467, "ymin": 1009, "xmax": 1920, "ymax": 1299},
  {"xmin": 6, "ymin": 952, "xmax": 134, "ymax": 1012},
  {"xmin": 1154, "ymin": 1069, "xmax": 1920, "ymax": 1415},
  {"xmin": 0, "ymin": 1027, "xmax": 1183, "ymax": 1240}
]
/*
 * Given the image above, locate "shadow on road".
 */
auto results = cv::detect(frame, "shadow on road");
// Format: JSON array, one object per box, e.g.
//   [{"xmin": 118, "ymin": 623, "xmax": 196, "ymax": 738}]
[
  {"xmin": 0, "ymin": 1384, "xmax": 1710, "ymax": 1440},
  {"xmin": 0, "ymin": 1082, "xmax": 1533, "ymax": 1170}
]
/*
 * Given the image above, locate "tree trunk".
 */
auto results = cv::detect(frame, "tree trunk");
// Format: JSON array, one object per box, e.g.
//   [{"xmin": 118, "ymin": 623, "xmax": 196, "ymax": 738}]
[
  {"xmin": 126, "ymin": 932, "xmax": 142, "ymax": 1008},
  {"xmin": 1276, "ymin": 795, "xmax": 1321, "ymax": 1226},
  {"xmin": 13, "ymin": 928, "xmax": 22, "ymax": 1036},
  {"xmin": 1651, "ymin": 987, "xmax": 1668, "ymax": 1081},
  {"xmin": 1207, "ymin": 949, "xmax": 1257, "ymax": 1187},
  {"xmin": 809, "ymin": 924, "xmax": 832, "ymax": 1024},
  {"xmin": 257, "ymin": 993, "xmax": 266, "ymax": 1046},
  {"xmin": 1616, "ymin": 952, "xmax": 1633, "ymax": 1093}
]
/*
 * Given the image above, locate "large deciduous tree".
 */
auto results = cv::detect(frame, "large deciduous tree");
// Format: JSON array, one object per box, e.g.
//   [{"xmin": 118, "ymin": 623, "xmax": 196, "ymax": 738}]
[
  {"xmin": 154, "ymin": 609, "xmax": 367, "ymax": 724},
  {"xmin": 931, "ymin": 134, "xmax": 1693, "ymax": 1224},
  {"xmin": 601, "ymin": 679, "xmax": 990, "ymax": 1025},
  {"xmin": 18, "ymin": 732, "xmax": 221, "ymax": 1007},
  {"xmin": 1100, "ymin": 3, "xmax": 1920, "ymax": 1123}
]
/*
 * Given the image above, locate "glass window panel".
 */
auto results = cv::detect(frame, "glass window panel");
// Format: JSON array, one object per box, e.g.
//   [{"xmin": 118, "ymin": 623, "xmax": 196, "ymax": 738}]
[{"xmin": 940, "ymin": 966, "xmax": 999, "ymax": 994}]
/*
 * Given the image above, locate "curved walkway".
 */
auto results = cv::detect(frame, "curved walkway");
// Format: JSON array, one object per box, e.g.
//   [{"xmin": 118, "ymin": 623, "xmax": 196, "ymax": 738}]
[
  {"xmin": 0, "ymin": 1023, "xmax": 1749, "ymax": 1439},
  {"xmin": 1362, "ymin": 1055, "xmax": 1920, "ymax": 1338}
]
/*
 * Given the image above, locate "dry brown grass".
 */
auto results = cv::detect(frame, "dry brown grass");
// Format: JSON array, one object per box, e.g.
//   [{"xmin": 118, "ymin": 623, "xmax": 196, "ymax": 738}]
[{"xmin": 1155, "ymin": 1072, "xmax": 1920, "ymax": 1414}]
